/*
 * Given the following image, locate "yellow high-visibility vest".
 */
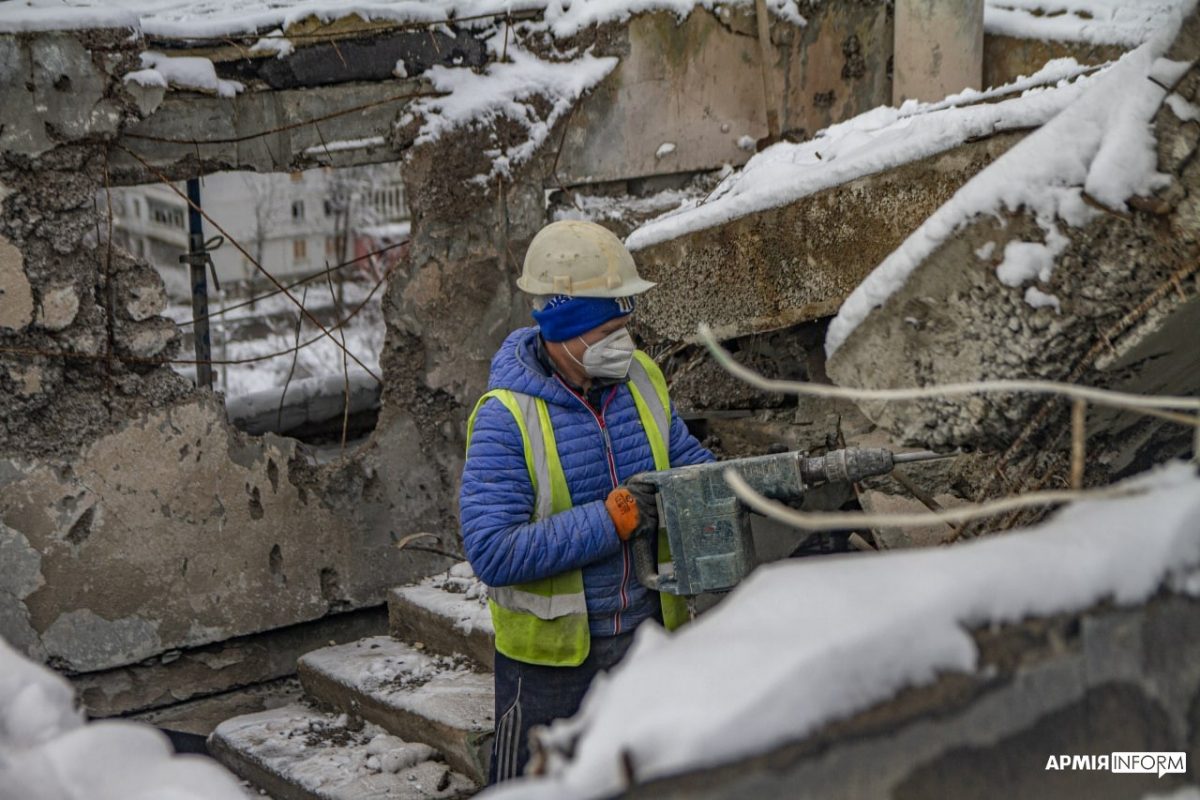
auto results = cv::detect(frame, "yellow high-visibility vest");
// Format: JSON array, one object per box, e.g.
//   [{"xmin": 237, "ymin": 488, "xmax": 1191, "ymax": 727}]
[{"xmin": 465, "ymin": 351, "xmax": 689, "ymax": 667}]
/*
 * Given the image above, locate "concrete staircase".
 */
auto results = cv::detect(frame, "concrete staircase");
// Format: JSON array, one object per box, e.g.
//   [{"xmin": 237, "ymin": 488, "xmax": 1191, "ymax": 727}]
[{"xmin": 210, "ymin": 564, "xmax": 496, "ymax": 800}]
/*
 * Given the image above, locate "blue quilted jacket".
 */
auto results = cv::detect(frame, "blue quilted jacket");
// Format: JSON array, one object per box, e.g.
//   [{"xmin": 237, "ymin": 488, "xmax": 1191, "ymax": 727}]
[{"xmin": 460, "ymin": 326, "xmax": 714, "ymax": 637}]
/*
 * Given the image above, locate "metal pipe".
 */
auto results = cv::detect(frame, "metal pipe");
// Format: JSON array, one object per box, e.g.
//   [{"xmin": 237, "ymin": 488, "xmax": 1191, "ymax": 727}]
[{"xmin": 186, "ymin": 178, "xmax": 213, "ymax": 389}]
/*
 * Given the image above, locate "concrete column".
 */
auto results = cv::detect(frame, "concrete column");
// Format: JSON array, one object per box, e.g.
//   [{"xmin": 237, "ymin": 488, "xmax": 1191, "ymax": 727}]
[{"xmin": 893, "ymin": 0, "xmax": 984, "ymax": 105}]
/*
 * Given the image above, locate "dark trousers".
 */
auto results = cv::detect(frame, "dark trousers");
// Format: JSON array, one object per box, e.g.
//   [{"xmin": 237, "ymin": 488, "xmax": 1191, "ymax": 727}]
[{"xmin": 489, "ymin": 632, "xmax": 638, "ymax": 784}]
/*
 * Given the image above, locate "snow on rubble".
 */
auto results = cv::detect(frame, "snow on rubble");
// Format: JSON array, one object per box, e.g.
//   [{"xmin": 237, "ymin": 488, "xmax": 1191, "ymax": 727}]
[
  {"xmin": 398, "ymin": 562, "xmax": 494, "ymax": 640},
  {"xmin": 0, "ymin": 0, "xmax": 808, "ymax": 37},
  {"xmin": 625, "ymin": 57, "xmax": 1102, "ymax": 253},
  {"xmin": 125, "ymin": 52, "xmax": 244, "ymax": 98},
  {"xmin": 825, "ymin": 6, "xmax": 1194, "ymax": 355},
  {"xmin": 0, "ymin": 638, "xmax": 245, "ymax": 800},
  {"xmin": 985, "ymin": 0, "xmax": 1194, "ymax": 47},
  {"xmin": 401, "ymin": 34, "xmax": 618, "ymax": 183},
  {"xmin": 481, "ymin": 461, "xmax": 1200, "ymax": 799}
]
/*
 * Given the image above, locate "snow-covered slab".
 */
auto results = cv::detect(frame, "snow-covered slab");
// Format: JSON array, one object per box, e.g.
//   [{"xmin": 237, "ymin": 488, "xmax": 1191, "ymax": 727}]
[
  {"xmin": 389, "ymin": 563, "xmax": 494, "ymax": 670},
  {"xmin": 209, "ymin": 705, "xmax": 474, "ymax": 800},
  {"xmin": 825, "ymin": 8, "xmax": 1194, "ymax": 355},
  {"xmin": 626, "ymin": 57, "xmax": 1101, "ymax": 252},
  {"xmin": 298, "ymin": 637, "xmax": 493, "ymax": 784},
  {"xmin": 481, "ymin": 462, "xmax": 1200, "ymax": 799},
  {"xmin": 0, "ymin": 0, "xmax": 808, "ymax": 37},
  {"xmin": 985, "ymin": 0, "xmax": 1192, "ymax": 46}
]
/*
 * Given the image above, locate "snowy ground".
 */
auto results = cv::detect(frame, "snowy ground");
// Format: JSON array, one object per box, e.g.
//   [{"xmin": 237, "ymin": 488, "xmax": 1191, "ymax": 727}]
[
  {"xmin": 166, "ymin": 278, "xmax": 384, "ymax": 400},
  {"xmin": 481, "ymin": 461, "xmax": 1200, "ymax": 799}
]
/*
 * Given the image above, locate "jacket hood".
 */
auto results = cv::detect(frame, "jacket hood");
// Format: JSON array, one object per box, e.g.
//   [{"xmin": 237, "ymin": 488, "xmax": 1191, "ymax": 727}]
[{"xmin": 487, "ymin": 327, "xmax": 578, "ymax": 407}]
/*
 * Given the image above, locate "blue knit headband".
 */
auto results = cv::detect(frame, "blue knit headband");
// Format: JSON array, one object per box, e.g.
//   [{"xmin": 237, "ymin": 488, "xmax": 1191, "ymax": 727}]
[{"xmin": 531, "ymin": 295, "xmax": 634, "ymax": 342}]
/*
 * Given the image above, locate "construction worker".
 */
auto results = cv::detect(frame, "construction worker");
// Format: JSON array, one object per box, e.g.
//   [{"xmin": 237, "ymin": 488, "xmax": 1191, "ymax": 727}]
[{"xmin": 460, "ymin": 220, "xmax": 714, "ymax": 783}]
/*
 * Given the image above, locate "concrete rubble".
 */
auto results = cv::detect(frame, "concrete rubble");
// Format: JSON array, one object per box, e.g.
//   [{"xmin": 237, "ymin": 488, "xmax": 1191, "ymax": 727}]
[
  {"xmin": 827, "ymin": 8, "xmax": 1200, "ymax": 495},
  {"xmin": 0, "ymin": 0, "xmax": 1195, "ymax": 798}
]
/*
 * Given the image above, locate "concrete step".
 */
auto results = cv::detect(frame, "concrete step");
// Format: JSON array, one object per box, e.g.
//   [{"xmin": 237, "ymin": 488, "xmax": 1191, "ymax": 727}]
[
  {"xmin": 209, "ymin": 704, "xmax": 475, "ymax": 800},
  {"xmin": 298, "ymin": 637, "xmax": 493, "ymax": 785},
  {"xmin": 388, "ymin": 564, "xmax": 494, "ymax": 671}
]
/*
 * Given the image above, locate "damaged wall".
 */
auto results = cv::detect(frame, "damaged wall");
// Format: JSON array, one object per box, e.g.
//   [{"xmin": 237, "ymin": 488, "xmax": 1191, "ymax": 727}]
[{"xmin": 0, "ymin": 3, "xmax": 894, "ymax": 684}]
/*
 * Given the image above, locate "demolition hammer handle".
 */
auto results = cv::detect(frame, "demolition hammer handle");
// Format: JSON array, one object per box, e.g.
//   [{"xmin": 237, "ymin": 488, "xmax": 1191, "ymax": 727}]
[{"xmin": 631, "ymin": 527, "xmax": 662, "ymax": 591}]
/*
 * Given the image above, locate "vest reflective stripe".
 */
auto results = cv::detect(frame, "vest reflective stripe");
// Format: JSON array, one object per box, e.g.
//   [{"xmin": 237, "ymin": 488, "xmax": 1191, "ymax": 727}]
[
  {"xmin": 465, "ymin": 351, "xmax": 688, "ymax": 667},
  {"xmin": 490, "ymin": 583, "xmax": 587, "ymax": 619},
  {"xmin": 627, "ymin": 351, "xmax": 670, "ymax": 472}
]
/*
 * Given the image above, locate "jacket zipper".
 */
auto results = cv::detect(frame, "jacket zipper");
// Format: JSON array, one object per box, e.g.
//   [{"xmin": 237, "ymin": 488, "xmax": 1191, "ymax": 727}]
[{"xmin": 556, "ymin": 379, "xmax": 628, "ymax": 634}]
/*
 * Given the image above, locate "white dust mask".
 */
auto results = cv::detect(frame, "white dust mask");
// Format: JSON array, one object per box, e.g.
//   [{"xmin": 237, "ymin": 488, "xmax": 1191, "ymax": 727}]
[{"xmin": 570, "ymin": 328, "xmax": 636, "ymax": 379}]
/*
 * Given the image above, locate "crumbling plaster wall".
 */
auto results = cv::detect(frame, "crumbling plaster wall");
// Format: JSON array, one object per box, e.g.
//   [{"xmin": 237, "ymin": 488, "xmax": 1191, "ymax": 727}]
[
  {"xmin": 826, "ymin": 13, "xmax": 1200, "ymax": 480},
  {"xmin": 0, "ymin": 2, "xmax": 895, "ymax": 676},
  {"xmin": 0, "ymin": 26, "xmax": 459, "ymax": 674}
]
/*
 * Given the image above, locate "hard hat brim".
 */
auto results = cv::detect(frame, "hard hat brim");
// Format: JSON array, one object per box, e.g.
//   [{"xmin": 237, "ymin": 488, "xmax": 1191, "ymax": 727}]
[{"xmin": 516, "ymin": 275, "xmax": 657, "ymax": 298}]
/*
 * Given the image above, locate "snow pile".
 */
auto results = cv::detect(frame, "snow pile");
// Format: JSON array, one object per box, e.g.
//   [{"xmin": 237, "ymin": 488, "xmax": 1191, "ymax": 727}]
[
  {"xmin": 825, "ymin": 8, "xmax": 1193, "ymax": 355},
  {"xmin": 625, "ymin": 57, "xmax": 1101, "ymax": 252},
  {"xmin": 0, "ymin": 637, "xmax": 245, "ymax": 800},
  {"xmin": 481, "ymin": 462, "xmax": 1200, "ymax": 799},
  {"xmin": 985, "ymin": 0, "xmax": 1193, "ymax": 46},
  {"xmin": 402, "ymin": 35, "xmax": 617, "ymax": 182},
  {"xmin": 125, "ymin": 52, "xmax": 244, "ymax": 98},
  {"xmin": 0, "ymin": 0, "xmax": 807, "ymax": 38}
]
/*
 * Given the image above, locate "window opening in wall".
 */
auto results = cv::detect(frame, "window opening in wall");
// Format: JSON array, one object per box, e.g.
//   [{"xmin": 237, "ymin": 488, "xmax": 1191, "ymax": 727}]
[{"xmin": 98, "ymin": 163, "xmax": 411, "ymax": 453}]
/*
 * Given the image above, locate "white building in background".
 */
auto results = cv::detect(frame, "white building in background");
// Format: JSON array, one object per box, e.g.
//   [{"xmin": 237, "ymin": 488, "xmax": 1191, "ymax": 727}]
[{"xmin": 107, "ymin": 164, "xmax": 408, "ymax": 300}]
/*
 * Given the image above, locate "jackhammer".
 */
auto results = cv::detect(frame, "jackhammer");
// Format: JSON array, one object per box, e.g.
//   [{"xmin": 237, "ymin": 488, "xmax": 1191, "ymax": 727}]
[{"xmin": 629, "ymin": 448, "xmax": 951, "ymax": 596}]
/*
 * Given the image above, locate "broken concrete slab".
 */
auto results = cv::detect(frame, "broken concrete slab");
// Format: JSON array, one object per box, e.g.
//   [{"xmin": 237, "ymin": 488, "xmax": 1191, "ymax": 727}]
[
  {"xmin": 75, "ymin": 607, "xmax": 386, "ymax": 719},
  {"xmin": 629, "ymin": 131, "xmax": 1024, "ymax": 345},
  {"xmin": 612, "ymin": 591, "xmax": 1200, "ymax": 800},
  {"xmin": 209, "ymin": 705, "xmax": 474, "ymax": 800},
  {"xmin": 298, "ymin": 637, "xmax": 493, "ymax": 784},
  {"xmin": 826, "ymin": 12, "xmax": 1200, "ymax": 464},
  {"xmin": 0, "ymin": 393, "xmax": 446, "ymax": 673},
  {"xmin": 110, "ymin": 79, "xmax": 425, "ymax": 183},
  {"xmin": 388, "ymin": 570, "xmax": 494, "ymax": 671},
  {"xmin": 131, "ymin": 677, "xmax": 305, "ymax": 737}
]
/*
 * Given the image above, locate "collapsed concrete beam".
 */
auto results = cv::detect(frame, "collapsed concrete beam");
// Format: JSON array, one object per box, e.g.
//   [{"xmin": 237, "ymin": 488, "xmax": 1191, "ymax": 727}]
[
  {"xmin": 826, "ymin": 10, "xmax": 1200, "ymax": 462},
  {"xmin": 109, "ymin": 78, "xmax": 424, "ymax": 184},
  {"xmin": 628, "ymin": 132, "xmax": 1022, "ymax": 345}
]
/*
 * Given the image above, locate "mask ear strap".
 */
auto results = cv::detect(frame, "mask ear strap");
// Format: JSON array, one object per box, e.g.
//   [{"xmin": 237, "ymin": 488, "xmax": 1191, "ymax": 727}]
[{"xmin": 561, "ymin": 339, "xmax": 588, "ymax": 370}]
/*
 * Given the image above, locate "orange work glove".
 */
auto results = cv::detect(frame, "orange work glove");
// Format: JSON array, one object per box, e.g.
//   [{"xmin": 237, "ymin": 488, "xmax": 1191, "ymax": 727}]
[{"xmin": 605, "ymin": 483, "xmax": 658, "ymax": 541}]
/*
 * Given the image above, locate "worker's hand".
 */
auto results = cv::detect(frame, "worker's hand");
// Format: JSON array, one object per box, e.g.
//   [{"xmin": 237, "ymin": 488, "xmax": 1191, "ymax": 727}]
[{"xmin": 605, "ymin": 483, "xmax": 658, "ymax": 542}]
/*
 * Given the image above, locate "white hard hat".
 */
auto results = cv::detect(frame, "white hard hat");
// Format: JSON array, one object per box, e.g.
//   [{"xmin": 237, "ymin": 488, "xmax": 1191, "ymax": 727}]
[{"xmin": 517, "ymin": 220, "xmax": 655, "ymax": 298}]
